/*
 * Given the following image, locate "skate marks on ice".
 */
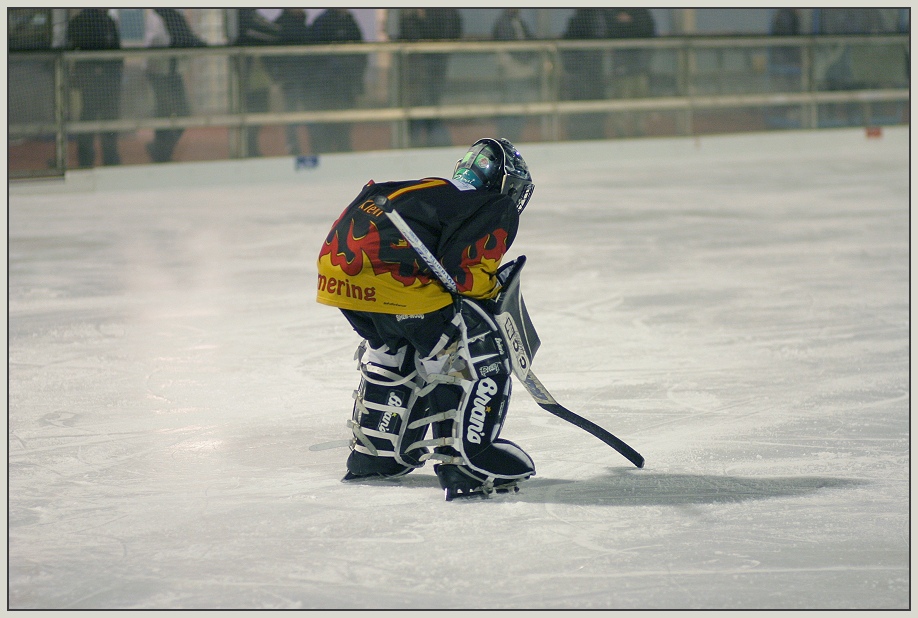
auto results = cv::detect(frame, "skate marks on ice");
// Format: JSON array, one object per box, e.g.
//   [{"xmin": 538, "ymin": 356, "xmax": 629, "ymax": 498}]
[{"xmin": 8, "ymin": 129, "xmax": 908, "ymax": 609}]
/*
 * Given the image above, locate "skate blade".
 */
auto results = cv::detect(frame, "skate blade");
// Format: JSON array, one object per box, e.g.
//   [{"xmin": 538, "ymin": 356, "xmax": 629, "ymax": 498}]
[{"xmin": 444, "ymin": 484, "xmax": 519, "ymax": 502}]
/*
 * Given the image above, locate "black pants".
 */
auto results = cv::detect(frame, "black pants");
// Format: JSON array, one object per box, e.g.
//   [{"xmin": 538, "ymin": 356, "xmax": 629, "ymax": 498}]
[
  {"xmin": 148, "ymin": 72, "xmax": 189, "ymax": 163},
  {"xmin": 76, "ymin": 87, "xmax": 121, "ymax": 167},
  {"xmin": 341, "ymin": 305, "xmax": 455, "ymax": 359}
]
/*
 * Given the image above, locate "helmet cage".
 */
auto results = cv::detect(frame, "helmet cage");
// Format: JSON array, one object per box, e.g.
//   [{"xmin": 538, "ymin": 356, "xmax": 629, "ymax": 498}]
[
  {"xmin": 453, "ymin": 138, "xmax": 535, "ymax": 214},
  {"xmin": 501, "ymin": 174, "xmax": 535, "ymax": 215}
]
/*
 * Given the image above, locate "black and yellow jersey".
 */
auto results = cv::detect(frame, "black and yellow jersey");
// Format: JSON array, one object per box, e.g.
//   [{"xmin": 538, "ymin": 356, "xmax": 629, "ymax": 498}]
[{"xmin": 317, "ymin": 177, "xmax": 519, "ymax": 314}]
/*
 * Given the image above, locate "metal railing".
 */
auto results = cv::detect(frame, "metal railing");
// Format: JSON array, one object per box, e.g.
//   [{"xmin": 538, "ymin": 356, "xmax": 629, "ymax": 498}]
[{"xmin": 8, "ymin": 34, "xmax": 909, "ymax": 177}]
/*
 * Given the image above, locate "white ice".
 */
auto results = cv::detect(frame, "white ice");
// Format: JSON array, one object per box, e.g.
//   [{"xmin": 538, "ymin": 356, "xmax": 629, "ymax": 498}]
[{"xmin": 8, "ymin": 127, "xmax": 910, "ymax": 610}]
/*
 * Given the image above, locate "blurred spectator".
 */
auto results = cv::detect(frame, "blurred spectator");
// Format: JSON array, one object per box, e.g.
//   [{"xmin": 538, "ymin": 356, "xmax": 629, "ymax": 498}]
[
  {"xmin": 605, "ymin": 8, "xmax": 655, "ymax": 137},
  {"xmin": 562, "ymin": 8, "xmax": 607, "ymax": 140},
  {"xmin": 770, "ymin": 7, "xmax": 802, "ymax": 63},
  {"xmin": 492, "ymin": 8, "xmax": 537, "ymax": 143},
  {"xmin": 768, "ymin": 9, "xmax": 802, "ymax": 84},
  {"xmin": 399, "ymin": 8, "xmax": 462, "ymax": 147},
  {"xmin": 9, "ymin": 9, "xmax": 56, "ymax": 133},
  {"xmin": 308, "ymin": 8, "xmax": 367, "ymax": 153},
  {"xmin": 766, "ymin": 8, "xmax": 803, "ymax": 128},
  {"xmin": 144, "ymin": 9, "xmax": 205, "ymax": 163},
  {"xmin": 9, "ymin": 8, "xmax": 53, "ymax": 50},
  {"xmin": 820, "ymin": 8, "xmax": 885, "ymax": 92},
  {"xmin": 271, "ymin": 8, "xmax": 314, "ymax": 155},
  {"xmin": 815, "ymin": 8, "xmax": 884, "ymax": 35},
  {"xmin": 67, "ymin": 8, "xmax": 123, "ymax": 167},
  {"xmin": 236, "ymin": 9, "xmax": 282, "ymax": 157},
  {"xmin": 815, "ymin": 9, "xmax": 887, "ymax": 125},
  {"xmin": 772, "ymin": 7, "xmax": 802, "ymax": 36}
]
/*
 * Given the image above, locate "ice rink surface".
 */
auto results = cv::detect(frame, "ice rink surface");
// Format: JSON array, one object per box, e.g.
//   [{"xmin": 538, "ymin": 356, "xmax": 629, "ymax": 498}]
[{"xmin": 8, "ymin": 127, "xmax": 910, "ymax": 610}]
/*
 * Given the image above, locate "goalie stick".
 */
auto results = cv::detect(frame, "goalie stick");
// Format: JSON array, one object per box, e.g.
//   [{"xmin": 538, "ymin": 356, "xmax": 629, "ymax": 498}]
[{"xmin": 373, "ymin": 195, "xmax": 644, "ymax": 469}]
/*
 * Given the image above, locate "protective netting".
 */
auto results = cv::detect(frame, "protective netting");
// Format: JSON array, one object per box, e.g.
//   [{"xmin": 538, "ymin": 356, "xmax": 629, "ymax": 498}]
[{"xmin": 8, "ymin": 9, "xmax": 909, "ymax": 176}]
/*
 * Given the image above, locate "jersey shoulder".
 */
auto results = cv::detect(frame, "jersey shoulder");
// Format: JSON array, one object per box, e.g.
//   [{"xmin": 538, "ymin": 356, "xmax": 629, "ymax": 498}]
[
  {"xmin": 365, "ymin": 177, "xmax": 471, "ymax": 198},
  {"xmin": 358, "ymin": 177, "xmax": 514, "ymax": 220}
]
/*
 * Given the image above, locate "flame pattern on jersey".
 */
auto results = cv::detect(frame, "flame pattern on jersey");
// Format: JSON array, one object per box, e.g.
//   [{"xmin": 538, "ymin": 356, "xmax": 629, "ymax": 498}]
[
  {"xmin": 317, "ymin": 178, "xmax": 517, "ymax": 314},
  {"xmin": 321, "ymin": 217, "xmax": 437, "ymax": 287}
]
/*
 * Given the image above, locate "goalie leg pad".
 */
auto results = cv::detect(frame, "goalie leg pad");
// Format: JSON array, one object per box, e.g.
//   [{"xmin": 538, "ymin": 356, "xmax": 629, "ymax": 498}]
[
  {"xmin": 345, "ymin": 342, "xmax": 430, "ymax": 479},
  {"xmin": 421, "ymin": 299, "xmax": 535, "ymax": 484},
  {"xmin": 454, "ymin": 374, "xmax": 535, "ymax": 480}
]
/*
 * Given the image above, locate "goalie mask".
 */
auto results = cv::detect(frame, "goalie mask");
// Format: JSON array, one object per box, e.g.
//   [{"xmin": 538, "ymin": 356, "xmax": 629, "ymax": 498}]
[{"xmin": 452, "ymin": 138, "xmax": 535, "ymax": 214}]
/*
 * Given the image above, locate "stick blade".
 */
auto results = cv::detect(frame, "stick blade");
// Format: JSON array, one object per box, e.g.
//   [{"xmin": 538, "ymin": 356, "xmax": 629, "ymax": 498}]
[{"xmin": 537, "ymin": 400, "xmax": 645, "ymax": 468}]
